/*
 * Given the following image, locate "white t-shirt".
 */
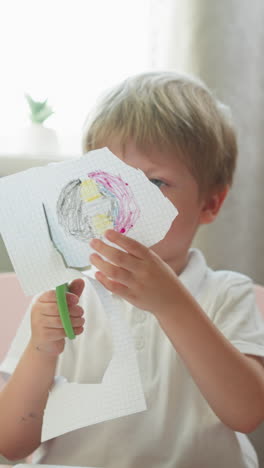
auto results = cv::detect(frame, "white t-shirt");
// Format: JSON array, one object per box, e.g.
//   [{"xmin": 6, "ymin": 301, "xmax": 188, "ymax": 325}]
[{"xmin": 1, "ymin": 248, "xmax": 264, "ymax": 468}]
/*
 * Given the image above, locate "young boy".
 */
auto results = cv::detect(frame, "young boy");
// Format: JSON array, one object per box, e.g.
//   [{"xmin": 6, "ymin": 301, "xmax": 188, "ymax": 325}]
[{"xmin": 0, "ymin": 71, "xmax": 264, "ymax": 468}]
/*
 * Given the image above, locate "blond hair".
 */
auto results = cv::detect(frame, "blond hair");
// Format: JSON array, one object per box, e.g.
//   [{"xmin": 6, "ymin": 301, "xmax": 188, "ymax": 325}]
[{"xmin": 82, "ymin": 71, "xmax": 238, "ymax": 195}]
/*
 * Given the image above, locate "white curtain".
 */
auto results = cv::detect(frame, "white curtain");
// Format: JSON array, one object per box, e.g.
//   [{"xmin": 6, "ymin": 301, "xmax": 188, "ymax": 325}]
[{"xmin": 150, "ymin": 0, "xmax": 264, "ymax": 284}]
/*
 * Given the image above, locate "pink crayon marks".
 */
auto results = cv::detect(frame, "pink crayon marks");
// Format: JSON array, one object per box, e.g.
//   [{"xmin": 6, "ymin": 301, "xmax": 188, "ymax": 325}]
[{"xmin": 87, "ymin": 171, "xmax": 140, "ymax": 234}]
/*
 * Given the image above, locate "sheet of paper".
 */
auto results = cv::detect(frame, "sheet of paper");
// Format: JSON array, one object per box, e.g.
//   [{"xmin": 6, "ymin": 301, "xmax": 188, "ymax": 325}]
[
  {"xmin": 0, "ymin": 147, "xmax": 177, "ymax": 295},
  {"xmin": 42, "ymin": 278, "xmax": 147, "ymax": 441},
  {"xmin": 0, "ymin": 147, "xmax": 178, "ymax": 441}
]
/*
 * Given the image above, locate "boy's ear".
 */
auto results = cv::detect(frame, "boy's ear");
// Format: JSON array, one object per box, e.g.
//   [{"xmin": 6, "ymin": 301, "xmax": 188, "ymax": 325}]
[{"xmin": 199, "ymin": 185, "xmax": 229, "ymax": 225}]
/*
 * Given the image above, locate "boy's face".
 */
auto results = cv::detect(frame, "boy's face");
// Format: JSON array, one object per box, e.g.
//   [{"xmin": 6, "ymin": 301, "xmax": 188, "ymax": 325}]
[{"xmin": 107, "ymin": 140, "xmax": 215, "ymax": 275}]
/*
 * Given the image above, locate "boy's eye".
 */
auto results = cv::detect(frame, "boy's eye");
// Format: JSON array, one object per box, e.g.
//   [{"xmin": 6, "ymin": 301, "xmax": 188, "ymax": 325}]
[{"xmin": 149, "ymin": 178, "xmax": 167, "ymax": 188}]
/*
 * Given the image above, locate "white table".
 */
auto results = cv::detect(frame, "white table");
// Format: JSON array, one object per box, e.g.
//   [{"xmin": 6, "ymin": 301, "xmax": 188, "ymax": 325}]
[{"xmin": 0, "ymin": 153, "xmax": 75, "ymax": 177}]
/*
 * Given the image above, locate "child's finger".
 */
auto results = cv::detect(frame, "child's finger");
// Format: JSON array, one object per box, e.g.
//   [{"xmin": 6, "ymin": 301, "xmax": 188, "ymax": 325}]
[
  {"xmin": 74, "ymin": 327, "xmax": 84, "ymax": 335},
  {"xmin": 38, "ymin": 279, "xmax": 85, "ymax": 304},
  {"xmin": 41, "ymin": 304, "xmax": 84, "ymax": 318},
  {"xmin": 38, "ymin": 289, "xmax": 58, "ymax": 303},
  {"xmin": 104, "ymin": 229, "xmax": 149, "ymax": 259},
  {"xmin": 44, "ymin": 314, "xmax": 85, "ymax": 329},
  {"xmin": 68, "ymin": 278, "xmax": 85, "ymax": 299},
  {"xmin": 69, "ymin": 305, "xmax": 84, "ymax": 317},
  {"xmin": 38, "ymin": 296, "xmax": 79, "ymax": 317}
]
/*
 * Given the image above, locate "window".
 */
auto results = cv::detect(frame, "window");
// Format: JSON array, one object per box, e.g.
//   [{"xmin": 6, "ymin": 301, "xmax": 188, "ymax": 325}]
[{"xmin": 0, "ymin": 0, "xmax": 152, "ymax": 154}]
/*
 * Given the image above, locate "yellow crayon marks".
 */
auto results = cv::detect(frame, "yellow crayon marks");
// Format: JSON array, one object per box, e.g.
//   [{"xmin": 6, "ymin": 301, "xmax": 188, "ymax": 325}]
[
  {"xmin": 92, "ymin": 213, "xmax": 113, "ymax": 235},
  {"xmin": 80, "ymin": 179, "xmax": 102, "ymax": 202}
]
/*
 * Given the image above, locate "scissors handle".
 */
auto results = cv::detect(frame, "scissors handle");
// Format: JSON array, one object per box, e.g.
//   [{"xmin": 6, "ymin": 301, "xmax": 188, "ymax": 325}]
[{"xmin": 56, "ymin": 283, "xmax": 76, "ymax": 339}]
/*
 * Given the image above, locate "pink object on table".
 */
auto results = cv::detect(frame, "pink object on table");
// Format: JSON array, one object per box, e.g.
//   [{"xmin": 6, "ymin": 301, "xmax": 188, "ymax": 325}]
[
  {"xmin": 0, "ymin": 272, "xmax": 32, "ymax": 365},
  {"xmin": 254, "ymin": 284, "xmax": 264, "ymax": 319}
]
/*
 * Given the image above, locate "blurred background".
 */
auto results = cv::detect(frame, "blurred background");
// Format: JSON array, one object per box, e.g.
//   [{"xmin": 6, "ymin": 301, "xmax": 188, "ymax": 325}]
[
  {"xmin": 1, "ymin": 0, "xmax": 264, "ymax": 284},
  {"xmin": 0, "ymin": 0, "xmax": 264, "ymax": 463},
  {"xmin": 0, "ymin": 0, "xmax": 264, "ymax": 284}
]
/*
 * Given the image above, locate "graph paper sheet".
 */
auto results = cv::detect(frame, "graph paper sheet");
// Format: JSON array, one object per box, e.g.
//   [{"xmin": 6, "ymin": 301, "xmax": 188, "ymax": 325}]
[
  {"xmin": 0, "ymin": 147, "xmax": 177, "ymax": 295},
  {"xmin": 0, "ymin": 147, "xmax": 178, "ymax": 441}
]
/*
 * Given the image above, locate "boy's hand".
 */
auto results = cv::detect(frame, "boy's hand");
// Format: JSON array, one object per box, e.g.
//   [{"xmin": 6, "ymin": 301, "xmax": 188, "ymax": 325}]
[
  {"xmin": 89, "ymin": 229, "xmax": 179, "ymax": 317},
  {"xmin": 30, "ymin": 278, "xmax": 85, "ymax": 357}
]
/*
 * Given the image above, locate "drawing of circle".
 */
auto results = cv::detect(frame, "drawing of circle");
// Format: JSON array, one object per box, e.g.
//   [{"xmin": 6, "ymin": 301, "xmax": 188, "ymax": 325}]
[{"xmin": 56, "ymin": 171, "xmax": 140, "ymax": 241}]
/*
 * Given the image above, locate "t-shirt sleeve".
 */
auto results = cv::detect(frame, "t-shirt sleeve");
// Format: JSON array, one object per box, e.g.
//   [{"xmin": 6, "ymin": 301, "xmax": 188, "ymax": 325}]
[
  {"xmin": 212, "ymin": 273, "xmax": 264, "ymax": 358},
  {"xmin": 0, "ymin": 295, "xmax": 37, "ymax": 381}
]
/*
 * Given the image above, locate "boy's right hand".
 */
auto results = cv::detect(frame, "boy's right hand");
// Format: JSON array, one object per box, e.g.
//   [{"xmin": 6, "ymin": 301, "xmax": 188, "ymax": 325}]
[{"xmin": 29, "ymin": 278, "xmax": 85, "ymax": 357}]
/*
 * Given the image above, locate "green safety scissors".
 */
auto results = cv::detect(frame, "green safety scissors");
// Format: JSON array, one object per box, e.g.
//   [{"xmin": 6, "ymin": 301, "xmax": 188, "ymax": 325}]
[{"xmin": 56, "ymin": 283, "xmax": 76, "ymax": 340}]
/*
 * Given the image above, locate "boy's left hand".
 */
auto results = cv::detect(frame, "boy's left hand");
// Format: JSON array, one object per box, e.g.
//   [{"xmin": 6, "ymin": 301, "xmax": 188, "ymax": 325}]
[{"xmin": 89, "ymin": 229, "xmax": 179, "ymax": 317}]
